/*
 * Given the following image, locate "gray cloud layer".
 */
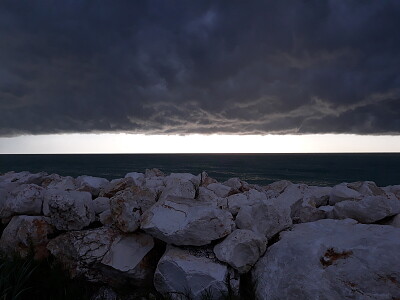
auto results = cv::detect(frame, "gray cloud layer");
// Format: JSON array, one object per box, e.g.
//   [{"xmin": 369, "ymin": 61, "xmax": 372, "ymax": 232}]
[{"xmin": 1, "ymin": 1, "xmax": 400, "ymax": 136}]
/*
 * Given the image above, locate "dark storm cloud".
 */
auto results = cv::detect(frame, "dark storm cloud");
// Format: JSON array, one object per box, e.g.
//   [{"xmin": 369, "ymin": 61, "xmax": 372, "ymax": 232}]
[{"xmin": 1, "ymin": 0, "xmax": 400, "ymax": 136}]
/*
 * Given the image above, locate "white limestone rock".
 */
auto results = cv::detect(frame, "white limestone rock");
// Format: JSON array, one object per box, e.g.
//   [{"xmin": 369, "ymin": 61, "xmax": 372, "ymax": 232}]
[
  {"xmin": 0, "ymin": 184, "xmax": 44, "ymax": 218},
  {"xmin": 347, "ymin": 181, "xmax": 386, "ymax": 197},
  {"xmin": 206, "ymin": 183, "xmax": 233, "ymax": 198},
  {"xmin": 385, "ymin": 214, "xmax": 400, "ymax": 228},
  {"xmin": 44, "ymin": 189, "xmax": 95, "ymax": 230},
  {"xmin": 124, "ymin": 172, "xmax": 145, "ymax": 186},
  {"xmin": 382, "ymin": 185, "xmax": 400, "ymax": 199},
  {"xmin": 141, "ymin": 196, "xmax": 235, "ymax": 246},
  {"xmin": 145, "ymin": 168, "xmax": 165, "ymax": 178},
  {"xmin": 235, "ymin": 201, "xmax": 292, "ymax": 239},
  {"xmin": 92, "ymin": 197, "xmax": 110, "ymax": 214},
  {"xmin": 143, "ymin": 176, "xmax": 166, "ymax": 195},
  {"xmin": 252, "ymin": 219, "xmax": 400, "ymax": 300},
  {"xmin": 0, "ymin": 171, "xmax": 47, "ymax": 186},
  {"xmin": 99, "ymin": 209, "xmax": 113, "ymax": 225},
  {"xmin": 199, "ymin": 171, "xmax": 218, "ymax": 187},
  {"xmin": 165, "ymin": 173, "xmax": 200, "ymax": 187},
  {"xmin": 214, "ymin": 229, "xmax": 267, "ymax": 273},
  {"xmin": 76, "ymin": 175, "xmax": 109, "ymax": 197},
  {"xmin": 159, "ymin": 178, "xmax": 196, "ymax": 201},
  {"xmin": 263, "ymin": 180, "xmax": 292, "ymax": 199},
  {"xmin": 329, "ymin": 183, "xmax": 363, "ymax": 205},
  {"xmin": 333, "ymin": 194, "xmax": 400, "ymax": 223},
  {"xmin": 47, "ymin": 227, "xmax": 155, "ymax": 284},
  {"xmin": 227, "ymin": 189, "xmax": 267, "ymax": 215},
  {"xmin": 41, "ymin": 174, "xmax": 77, "ymax": 191},
  {"xmin": 154, "ymin": 246, "xmax": 230, "ymax": 300},
  {"xmin": 99, "ymin": 177, "xmax": 136, "ymax": 198},
  {"xmin": 0, "ymin": 215, "xmax": 54, "ymax": 260}
]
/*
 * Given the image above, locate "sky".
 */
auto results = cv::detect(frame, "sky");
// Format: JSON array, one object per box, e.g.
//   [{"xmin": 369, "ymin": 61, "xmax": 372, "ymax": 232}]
[{"xmin": 0, "ymin": 1, "xmax": 399, "ymax": 153}]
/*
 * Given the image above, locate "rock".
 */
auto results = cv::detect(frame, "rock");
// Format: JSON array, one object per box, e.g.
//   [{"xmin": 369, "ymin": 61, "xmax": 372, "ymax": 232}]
[
  {"xmin": 145, "ymin": 168, "xmax": 164, "ymax": 178},
  {"xmin": 141, "ymin": 196, "xmax": 235, "ymax": 246},
  {"xmin": 290, "ymin": 198, "xmax": 326, "ymax": 223},
  {"xmin": 385, "ymin": 214, "xmax": 400, "ymax": 228},
  {"xmin": 382, "ymin": 185, "xmax": 400, "ymax": 199},
  {"xmin": 235, "ymin": 201, "xmax": 291, "ymax": 239},
  {"xmin": 347, "ymin": 181, "xmax": 386, "ymax": 197},
  {"xmin": 91, "ymin": 287, "xmax": 118, "ymax": 300},
  {"xmin": 318, "ymin": 205, "xmax": 335, "ymax": 219},
  {"xmin": 159, "ymin": 178, "xmax": 196, "ymax": 201},
  {"xmin": 329, "ymin": 183, "xmax": 362, "ymax": 205},
  {"xmin": 99, "ymin": 177, "xmax": 136, "ymax": 198},
  {"xmin": 253, "ymin": 219, "xmax": 400, "ymax": 300},
  {"xmin": 227, "ymin": 189, "xmax": 267, "ymax": 215},
  {"xmin": 263, "ymin": 180, "xmax": 292, "ymax": 198},
  {"xmin": 199, "ymin": 171, "xmax": 217, "ymax": 186},
  {"xmin": 0, "ymin": 171, "xmax": 47, "ymax": 186},
  {"xmin": 143, "ymin": 177, "xmax": 165, "ymax": 195},
  {"xmin": 0, "ymin": 184, "xmax": 44, "ymax": 218},
  {"xmin": 206, "ymin": 183, "xmax": 233, "ymax": 198},
  {"xmin": 99, "ymin": 209, "xmax": 113, "ymax": 225},
  {"xmin": 165, "ymin": 173, "xmax": 200, "ymax": 187},
  {"xmin": 93, "ymin": 197, "xmax": 110, "ymax": 214},
  {"xmin": 196, "ymin": 186, "xmax": 219, "ymax": 203},
  {"xmin": 154, "ymin": 246, "xmax": 230, "ymax": 300},
  {"xmin": 0, "ymin": 215, "xmax": 54, "ymax": 260},
  {"xmin": 47, "ymin": 227, "xmax": 155, "ymax": 285},
  {"xmin": 333, "ymin": 194, "xmax": 400, "ymax": 223},
  {"xmin": 76, "ymin": 175, "xmax": 109, "ymax": 197},
  {"xmin": 125, "ymin": 172, "xmax": 145, "ymax": 186},
  {"xmin": 41, "ymin": 174, "xmax": 77, "ymax": 190},
  {"xmin": 214, "ymin": 229, "xmax": 267, "ymax": 273},
  {"xmin": 110, "ymin": 187, "xmax": 156, "ymax": 233},
  {"xmin": 44, "ymin": 189, "xmax": 95, "ymax": 230}
]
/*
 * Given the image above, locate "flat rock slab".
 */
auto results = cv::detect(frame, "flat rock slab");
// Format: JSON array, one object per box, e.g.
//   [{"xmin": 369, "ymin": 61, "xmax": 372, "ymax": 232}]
[
  {"xmin": 253, "ymin": 219, "xmax": 400, "ymax": 300},
  {"xmin": 141, "ymin": 196, "xmax": 235, "ymax": 246}
]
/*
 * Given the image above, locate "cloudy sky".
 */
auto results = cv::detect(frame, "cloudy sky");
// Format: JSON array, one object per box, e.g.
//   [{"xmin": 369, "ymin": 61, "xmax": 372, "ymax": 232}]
[{"xmin": 1, "ymin": 1, "xmax": 400, "ymax": 152}]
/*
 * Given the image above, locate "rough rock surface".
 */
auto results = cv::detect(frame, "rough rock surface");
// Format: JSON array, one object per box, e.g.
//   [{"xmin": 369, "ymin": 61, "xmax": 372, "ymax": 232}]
[
  {"xmin": 110, "ymin": 187, "xmax": 156, "ymax": 232},
  {"xmin": 226, "ymin": 189, "xmax": 267, "ymax": 215},
  {"xmin": 76, "ymin": 175, "xmax": 109, "ymax": 197},
  {"xmin": 154, "ymin": 246, "xmax": 229, "ymax": 300},
  {"xmin": 213, "ymin": 229, "xmax": 267, "ymax": 273},
  {"xmin": 47, "ymin": 228, "xmax": 155, "ymax": 285},
  {"xmin": 253, "ymin": 219, "xmax": 400, "ymax": 300},
  {"xmin": 159, "ymin": 178, "xmax": 196, "ymax": 201},
  {"xmin": 333, "ymin": 194, "xmax": 400, "ymax": 223},
  {"xmin": 0, "ymin": 215, "xmax": 54, "ymax": 259},
  {"xmin": 0, "ymin": 184, "xmax": 44, "ymax": 218},
  {"xmin": 41, "ymin": 174, "xmax": 77, "ymax": 191},
  {"xmin": 235, "ymin": 201, "xmax": 291, "ymax": 239},
  {"xmin": 99, "ymin": 177, "xmax": 137, "ymax": 198},
  {"xmin": 141, "ymin": 196, "xmax": 235, "ymax": 246},
  {"xmin": 329, "ymin": 183, "xmax": 363, "ymax": 205},
  {"xmin": 92, "ymin": 197, "xmax": 111, "ymax": 214},
  {"xmin": 44, "ymin": 189, "xmax": 95, "ymax": 230}
]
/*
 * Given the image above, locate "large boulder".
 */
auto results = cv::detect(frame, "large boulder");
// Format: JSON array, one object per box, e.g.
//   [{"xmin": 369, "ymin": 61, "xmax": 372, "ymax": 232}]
[
  {"xmin": 253, "ymin": 219, "xmax": 400, "ymax": 300},
  {"xmin": 235, "ymin": 201, "xmax": 291, "ymax": 239},
  {"xmin": 141, "ymin": 196, "xmax": 235, "ymax": 246},
  {"xmin": 110, "ymin": 187, "xmax": 157, "ymax": 233},
  {"xmin": 43, "ymin": 189, "xmax": 95, "ymax": 230},
  {"xmin": 154, "ymin": 246, "xmax": 230, "ymax": 300},
  {"xmin": 0, "ymin": 171, "xmax": 47, "ymax": 187},
  {"xmin": 0, "ymin": 215, "xmax": 54, "ymax": 260},
  {"xmin": 213, "ymin": 229, "xmax": 267, "ymax": 273},
  {"xmin": 76, "ymin": 175, "xmax": 109, "ymax": 197},
  {"xmin": 47, "ymin": 228, "xmax": 155, "ymax": 286},
  {"xmin": 92, "ymin": 197, "xmax": 111, "ymax": 215},
  {"xmin": 41, "ymin": 174, "xmax": 77, "ymax": 191},
  {"xmin": 333, "ymin": 194, "xmax": 400, "ymax": 223},
  {"xmin": 329, "ymin": 183, "xmax": 363, "ymax": 205},
  {"xmin": 159, "ymin": 176, "xmax": 197, "ymax": 201},
  {"xmin": 0, "ymin": 184, "xmax": 44, "ymax": 218},
  {"xmin": 124, "ymin": 172, "xmax": 145, "ymax": 186},
  {"xmin": 226, "ymin": 189, "xmax": 267, "ymax": 215},
  {"xmin": 206, "ymin": 183, "xmax": 233, "ymax": 198},
  {"xmin": 99, "ymin": 177, "xmax": 137, "ymax": 198}
]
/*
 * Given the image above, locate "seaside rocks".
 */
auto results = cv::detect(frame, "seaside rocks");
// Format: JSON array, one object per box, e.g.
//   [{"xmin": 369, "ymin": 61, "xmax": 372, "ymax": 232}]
[
  {"xmin": 333, "ymin": 194, "xmax": 400, "ymax": 223},
  {"xmin": 41, "ymin": 174, "xmax": 77, "ymax": 191},
  {"xmin": 110, "ymin": 187, "xmax": 157, "ymax": 232},
  {"xmin": 252, "ymin": 219, "xmax": 400, "ymax": 300},
  {"xmin": 235, "ymin": 202, "xmax": 291, "ymax": 239},
  {"xmin": 43, "ymin": 190, "xmax": 95, "ymax": 230},
  {"xmin": 154, "ymin": 246, "xmax": 230, "ymax": 300},
  {"xmin": 47, "ymin": 227, "xmax": 155, "ymax": 285},
  {"xmin": 76, "ymin": 175, "xmax": 109, "ymax": 197},
  {"xmin": 0, "ymin": 184, "xmax": 44, "ymax": 218},
  {"xmin": 141, "ymin": 196, "xmax": 235, "ymax": 246},
  {"xmin": 0, "ymin": 215, "xmax": 54, "ymax": 260},
  {"xmin": 213, "ymin": 229, "xmax": 267, "ymax": 273},
  {"xmin": 329, "ymin": 183, "xmax": 363, "ymax": 205},
  {"xmin": 158, "ymin": 173, "xmax": 199, "ymax": 201}
]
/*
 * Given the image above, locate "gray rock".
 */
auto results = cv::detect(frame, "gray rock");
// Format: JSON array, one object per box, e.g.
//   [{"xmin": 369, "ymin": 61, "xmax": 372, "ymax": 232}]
[
  {"xmin": 154, "ymin": 246, "xmax": 230, "ymax": 300},
  {"xmin": 214, "ymin": 229, "xmax": 267, "ymax": 273},
  {"xmin": 0, "ymin": 184, "xmax": 44, "ymax": 218},
  {"xmin": 92, "ymin": 197, "xmax": 111, "ymax": 214},
  {"xmin": 76, "ymin": 175, "xmax": 109, "ymax": 197},
  {"xmin": 141, "ymin": 196, "xmax": 235, "ymax": 246},
  {"xmin": 333, "ymin": 194, "xmax": 400, "ymax": 223},
  {"xmin": 235, "ymin": 201, "xmax": 291, "ymax": 239},
  {"xmin": 253, "ymin": 219, "xmax": 400, "ymax": 300},
  {"xmin": 41, "ymin": 174, "xmax": 77, "ymax": 191},
  {"xmin": 329, "ymin": 183, "xmax": 362, "ymax": 205},
  {"xmin": 0, "ymin": 215, "xmax": 54, "ymax": 260},
  {"xmin": 159, "ymin": 178, "xmax": 196, "ymax": 201},
  {"xmin": 44, "ymin": 189, "xmax": 95, "ymax": 230}
]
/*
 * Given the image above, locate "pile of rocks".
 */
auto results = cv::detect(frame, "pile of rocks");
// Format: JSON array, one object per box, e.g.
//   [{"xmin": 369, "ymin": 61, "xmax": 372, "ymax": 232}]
[{"xmin": 1, "ymin": 170, "xmax": 400, "ymax": 299}]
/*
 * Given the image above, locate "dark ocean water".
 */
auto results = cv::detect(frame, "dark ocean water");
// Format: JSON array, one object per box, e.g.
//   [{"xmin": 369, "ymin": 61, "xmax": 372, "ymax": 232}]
[{"xmin": 0, "ymin": 154, "xmax": 399, "ymax": 187}]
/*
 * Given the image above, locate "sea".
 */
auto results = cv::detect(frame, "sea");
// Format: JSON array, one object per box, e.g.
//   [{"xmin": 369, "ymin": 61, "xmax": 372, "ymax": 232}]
[{"xmin": 0, "ymin": 154, "xmax": 399, "ymax": 187}]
